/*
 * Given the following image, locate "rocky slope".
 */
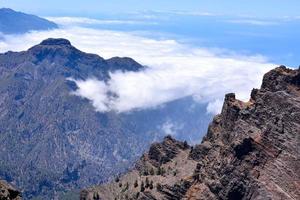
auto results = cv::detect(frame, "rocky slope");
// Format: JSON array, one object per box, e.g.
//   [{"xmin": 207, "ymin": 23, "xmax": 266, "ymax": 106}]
[
  {"xmin": 81, "ymin": 66, "xmax": 300, "ymax": 200},
  {"xmin": 0, "ymin": 180, "xmax": 21, "ymax": 200},
  {"xmin": 0, "ymin": 8, "xmax": 57, "ymax": 34},
  {"xmin": 0, "ymin": 38, "xmax": 212, "ymax": 199}
]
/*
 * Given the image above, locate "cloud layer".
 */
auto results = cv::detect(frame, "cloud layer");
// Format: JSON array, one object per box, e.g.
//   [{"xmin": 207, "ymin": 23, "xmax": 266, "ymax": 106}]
[{"xmin": 0, "ymin": 24, "xmax": 275, "ymax": 114}]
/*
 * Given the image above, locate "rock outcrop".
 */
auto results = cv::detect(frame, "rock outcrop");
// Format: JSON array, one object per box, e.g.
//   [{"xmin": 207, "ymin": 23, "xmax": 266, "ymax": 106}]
[
  {"xmin": 0, "ymin": 180, "xmax": 21, "ymax": 200},
  {"xmin": 81, "ymin": 66, "xmax": 300, "ymax": 200}
]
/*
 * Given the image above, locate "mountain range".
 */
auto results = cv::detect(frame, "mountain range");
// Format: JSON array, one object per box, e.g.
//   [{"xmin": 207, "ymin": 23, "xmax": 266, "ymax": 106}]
[
  {"xmin": 0, "ymin": 38, "xmax": 212, "ymax": 199},
  {"xmin": 81, "ymin": 66, "xmax": 300, "ymax": 200},
  {"xmin": 0, "ymin": 8, "xmax": 57, "ymax": 34}
]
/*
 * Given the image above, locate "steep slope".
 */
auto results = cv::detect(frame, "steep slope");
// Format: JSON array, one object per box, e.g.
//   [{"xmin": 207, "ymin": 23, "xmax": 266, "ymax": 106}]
[
  {"xmin": 0, "ymin": 8, "xmax": 57, "ymax": 34},
  {"xmin": 0, "ymin": 38, "xmax": 212, "ymax": 199},
  {"xmin": 82, "ymin": 66, "xmax": 300, "ymax": 200}
]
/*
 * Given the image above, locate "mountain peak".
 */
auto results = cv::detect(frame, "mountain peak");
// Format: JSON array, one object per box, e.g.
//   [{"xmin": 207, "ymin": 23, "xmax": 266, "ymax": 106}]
[
  {"xmin": 0, "ymin": 8, "xmax": 14, "ymax": 12},
  {"xmin": 39, "ymin": 38, "xmax": 72, "ymax": 46}
]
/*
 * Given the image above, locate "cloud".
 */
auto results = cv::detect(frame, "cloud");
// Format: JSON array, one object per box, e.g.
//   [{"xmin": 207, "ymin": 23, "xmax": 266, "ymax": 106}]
[
  {"xmin": 225, "ymin": 19, "xmax": 279, "ymax": 26},
  {"xmin": 160, "ymin": 121, "xmax": 183, "ymax": 136},
  {"xmin": 0, "ymin": 25, "xmax": 275, "ymax": 114},
  {"xmin": 46, "ymin": 17, "xmax": 158, "ymax": 26}
]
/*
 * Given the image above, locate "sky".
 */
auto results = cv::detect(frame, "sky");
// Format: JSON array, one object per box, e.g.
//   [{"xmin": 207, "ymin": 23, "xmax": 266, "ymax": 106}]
[
  {"xmin": 0, "ymin": 0, "xmax": 299, "ymax": 114},
  {"xmin": 1, "ymin": 0, "xmax": 300, "ymax": 18}
]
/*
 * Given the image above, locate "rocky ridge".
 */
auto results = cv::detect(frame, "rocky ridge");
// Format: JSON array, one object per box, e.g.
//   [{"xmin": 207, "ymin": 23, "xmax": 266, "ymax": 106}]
[
  {"xmin": 0, "ymin": 180, "xmax": 21, "ymax": 200},
  {"xmin": 81, "ymin": 66, "xmax": 300, "ymax": 200}
]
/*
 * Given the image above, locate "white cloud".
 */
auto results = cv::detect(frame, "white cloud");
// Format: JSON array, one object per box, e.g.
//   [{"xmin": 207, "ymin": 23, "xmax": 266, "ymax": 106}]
[
  {"xmin": 0, "ymin": 25, "xmax": 275, "ymax": 114},
  {"xmin": 68, "ymin": 78, "xmax": 110, "ymax": 112},
  {"xmin": 225, "ymin": 19, "xmax": 279, "ymax": 26},
  {"xmin": 46, "ymin": 17, "xmax": 158, "ymax": 26},
  {"xmin": 161, "ymin": 121, "xmax": 183, "ymax": 136},
  {"xmin": 205, "ymin": 99, "xmax": 223, "ymax": 115}
]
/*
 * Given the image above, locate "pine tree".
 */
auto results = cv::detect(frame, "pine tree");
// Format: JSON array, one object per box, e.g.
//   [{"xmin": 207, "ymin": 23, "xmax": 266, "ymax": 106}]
[
  {"xmin": 134, "ymin": 180, "xmax": 138, "ymax": 188},
  {"xmin": 156, "ymin": 183, "xmax": 162, "ymax": 191},
  {"xmin": 149, "ymin": 168, "xmax": 155, "ymax": 175},
  {"xmin": 145, "ymin": 177, "xmax": 150, "ymax": 188},
  {"xmin": 140, "ymin": 181, "xmax": 145, "ymax": 192},
  {"xmin": 149, "ymin": 180, "xmax": 154, "ymax": 190}
]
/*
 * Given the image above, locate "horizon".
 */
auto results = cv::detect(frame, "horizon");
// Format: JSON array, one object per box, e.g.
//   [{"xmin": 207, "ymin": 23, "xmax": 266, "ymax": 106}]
[{"xmin": 1, "ymin": 0, "xmax": 300, "ymax": 18}]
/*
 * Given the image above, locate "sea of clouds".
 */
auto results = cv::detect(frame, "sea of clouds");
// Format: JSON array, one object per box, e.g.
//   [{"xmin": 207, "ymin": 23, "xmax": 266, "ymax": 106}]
[{"xmin": 0, "ymin": 18, "xmax": 276, "ymax": 114}]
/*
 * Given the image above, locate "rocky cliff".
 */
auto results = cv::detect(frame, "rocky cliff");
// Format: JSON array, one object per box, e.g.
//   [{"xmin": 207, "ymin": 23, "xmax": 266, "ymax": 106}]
[
  {"xmin": 81, "ymin": 66, "xmax": 300, "ymax": 200},
  {"xmin": 0, "ymin": 180, "xmax": 21, "ymax": 200}
]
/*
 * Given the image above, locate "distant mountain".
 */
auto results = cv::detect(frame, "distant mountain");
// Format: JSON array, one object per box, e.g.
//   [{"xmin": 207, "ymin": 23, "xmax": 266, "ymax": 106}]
[
  {"xmin": 0, "ymin": 8, "xmax": 57, "ymax": 34},
  {"xmin": 81, "ymin": 66, "xmax": 300, "ymax": 200},
  {"xmin": 0, "ymin": 38, "xmax": 212, "ymax": 199}
]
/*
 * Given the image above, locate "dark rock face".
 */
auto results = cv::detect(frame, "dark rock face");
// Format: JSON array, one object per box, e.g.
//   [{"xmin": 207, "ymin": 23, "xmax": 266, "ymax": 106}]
[
  {"xmin": 145, "ymin": 136, "xmax": 189, "ymax": 167},
  {"xmin": 186, "ymin": 66, "xmax": 300, "ymax": 200},
  {"xmin": 83, "ymin": 66, "xmax": 300, "ymax": 200},
  {"xmin": 0, "ymin": 8, "xmax": 57, "ymax": 34},
  {"xmin": 0, "ymin": 38, "xmax": 212, "ymax": 199},
  {"xmin": 0, "ymin": 180, "xmax": 22, "ymax": 200},
  {"xmin": 135, "ymin": 136, "xmax": 189, "ymax": 170}
]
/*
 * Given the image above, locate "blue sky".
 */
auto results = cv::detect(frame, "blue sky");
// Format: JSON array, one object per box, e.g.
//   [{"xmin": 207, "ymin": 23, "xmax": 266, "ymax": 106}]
[
  {"xmin": 0, "ymin": 0, "xmax": 299, "ymax": 67},
  {"xmin": 1, "ymin": 0, "xmax": 300, "ymax": 18}
]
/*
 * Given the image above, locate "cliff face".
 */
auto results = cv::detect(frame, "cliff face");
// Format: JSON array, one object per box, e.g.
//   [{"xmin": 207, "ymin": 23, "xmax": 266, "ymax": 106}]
[{"xmin": 81, "ymin": 66, "xmax": 300, "ymax": 200}]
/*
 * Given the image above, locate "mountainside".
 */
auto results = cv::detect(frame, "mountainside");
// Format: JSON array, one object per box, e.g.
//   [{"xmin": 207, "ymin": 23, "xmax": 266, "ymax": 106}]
[
  {"xmin": 81, "ymin": 66, "xmax": 300, "ymax": 200},
  {"xmin": 0, "ymin": 8, "xmax": 57, "ymax": 34},
  {"xmin": 0, "ymin": 38, "xmax": 212, "ymax": 199}
]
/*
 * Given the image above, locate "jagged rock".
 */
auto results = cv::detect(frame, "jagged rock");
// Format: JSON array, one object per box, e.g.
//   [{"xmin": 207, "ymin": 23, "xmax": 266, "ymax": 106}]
[
  {"xmin": 82, "ymin": 66, "xmax": 300, "ymax": 200},
  {"xmin": 137, "ymin": 136, "xmax": 190, "ymax": 168},
  {"xmin": 0, "ymin": 180, "xmax": 22, "ymax": 200}
]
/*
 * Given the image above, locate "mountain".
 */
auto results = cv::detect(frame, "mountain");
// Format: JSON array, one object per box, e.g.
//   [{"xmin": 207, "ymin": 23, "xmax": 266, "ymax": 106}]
[
  {"xmin": 81, "ymin": 66, "xmax": 300, "ymax": 200},
  {"xmin": 0, "ymin": 38, "xmax": 212, "ymax": 199},
  {"xmin": 0, "ymin": 8, "xmax": 57, "ymax": 34}
]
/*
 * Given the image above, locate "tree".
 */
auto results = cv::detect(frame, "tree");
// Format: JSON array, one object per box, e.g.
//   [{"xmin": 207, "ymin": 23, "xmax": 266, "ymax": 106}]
[
  {"xmin": 135, "ymin": 192, "xmax": 140, "ymax": 199},
  {"xmin": 140, "ymin": 181, "xmax": 145, "ymax": 192},
  {"xmin": 149, "ymin": 181, "xmax": 154, "ymax": 190},
  {"xmin": 143, "ymin": 170, "xmax": 149, "ymax": 176},
  {"xmin": 156, "ymin": 167, "xmax": 161, "ymax": 175},
  {"xmin": 161, "ymin": 167, "xmax": 166, "ymax": 176},
  {"xmin": 145, "ymin": 177, "xmax": 150, "ymax": 188},
  {"xmin": 115, "ymin": 177, "xmax": 120, "ymax": 183},
  {"xmin": 156, "ymin": 183, "xmax": 162, "ymax": 191},
  {"xmin": 173, "ymin": 170, "xmax": 177, "ymax": 176},
  {"xmin": 183, "ymin": 140, "xmax": 189, "ymax": 149},
  {"xmin": 119, "ymin": 182, "xmax": 122, "ymax": 188},
  {"xmin": 149, "ymin": 168, "xmax": 155, "ymax": 175},
  {"xmin": 134, "ymin": 180, "xmax": 138, "ymax": 188}
]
